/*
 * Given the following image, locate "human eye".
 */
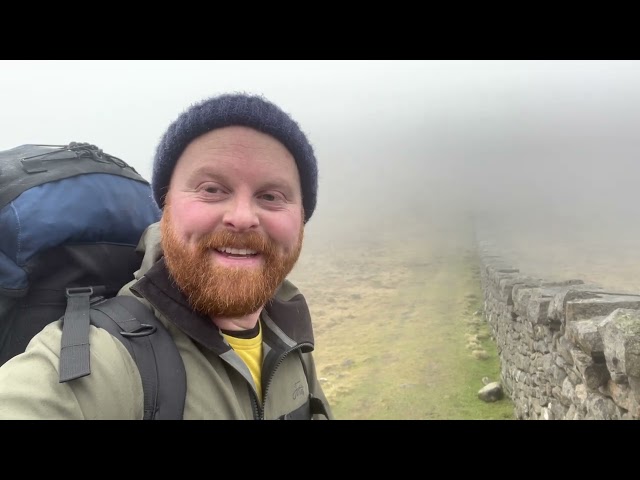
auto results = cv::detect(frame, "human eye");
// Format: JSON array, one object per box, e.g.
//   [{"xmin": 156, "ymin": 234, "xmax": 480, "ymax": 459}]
[
  {"xmin": 198, "ymin": 182, "xmax": 227, "ymax": 198},
  {"xmin": 260, "ymin": 192, "xmax": 278, "ymax": 202},
  {"xmin": 258, "ymin": 191, "xmax": 287, "ymax": 204},
  {"xmin": 203, "ymin": 185, "xmax": 221, "ymax": 194}
]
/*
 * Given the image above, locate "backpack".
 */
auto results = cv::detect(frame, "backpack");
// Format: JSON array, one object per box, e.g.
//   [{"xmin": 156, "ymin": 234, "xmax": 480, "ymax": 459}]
[{"xmin": 0, "ymin": 142, "xmax": 186, "ymax": 419}]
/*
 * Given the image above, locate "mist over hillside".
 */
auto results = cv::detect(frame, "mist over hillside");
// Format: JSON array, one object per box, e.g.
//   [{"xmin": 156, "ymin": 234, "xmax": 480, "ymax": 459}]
[{"xmin": 2, "ymin": 60, "xmax": 639, "ymax": 285}]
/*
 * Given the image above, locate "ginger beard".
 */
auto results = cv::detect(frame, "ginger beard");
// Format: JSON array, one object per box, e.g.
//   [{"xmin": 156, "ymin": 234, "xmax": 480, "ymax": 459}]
[{"xmin": 160, "ymin": 207, "xmax": 304, "ymax": 318}]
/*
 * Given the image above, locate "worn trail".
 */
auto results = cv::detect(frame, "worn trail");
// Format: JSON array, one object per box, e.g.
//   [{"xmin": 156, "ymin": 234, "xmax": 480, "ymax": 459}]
[{"xmin": 289, "ymin": 216, "xmax": 514, "ymax": 420}]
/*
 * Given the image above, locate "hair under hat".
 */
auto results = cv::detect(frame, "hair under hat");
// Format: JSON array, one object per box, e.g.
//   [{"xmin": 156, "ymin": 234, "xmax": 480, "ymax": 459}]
[{"xmin": 152, "ymin": 93, "xmax": 318, "ymax": 222}]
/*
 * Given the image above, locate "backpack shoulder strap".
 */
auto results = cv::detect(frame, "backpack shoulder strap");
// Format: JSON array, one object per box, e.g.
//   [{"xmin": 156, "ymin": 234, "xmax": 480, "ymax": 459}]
[
  {"xmin": 59, "ymin": 287, "xmax": 94, "ymax": 382},
  {"xmin": 90, "ymin": 296, "xmax": 186, "ymax": 420},
  {"xmin": 59, "ymin": 293, "xmax": 186, "ymax": 420}
]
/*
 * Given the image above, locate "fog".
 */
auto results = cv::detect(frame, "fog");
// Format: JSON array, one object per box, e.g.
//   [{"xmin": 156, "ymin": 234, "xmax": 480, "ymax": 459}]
[{"xmin": 2, "ymin": 60, "xmax": 640, "ymax": 258}]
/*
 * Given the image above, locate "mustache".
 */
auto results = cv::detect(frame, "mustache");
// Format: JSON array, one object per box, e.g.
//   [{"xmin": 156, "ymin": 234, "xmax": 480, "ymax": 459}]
[{"xmin": 197, "ymin": 229, "xmax": 274, "ymax": 254}]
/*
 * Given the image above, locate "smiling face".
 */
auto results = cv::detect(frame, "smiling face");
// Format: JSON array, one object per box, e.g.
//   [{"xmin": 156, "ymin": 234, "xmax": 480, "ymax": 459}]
[{"xmin": 160, "ymin": 126, "xmax": 304, "ymax": 319}]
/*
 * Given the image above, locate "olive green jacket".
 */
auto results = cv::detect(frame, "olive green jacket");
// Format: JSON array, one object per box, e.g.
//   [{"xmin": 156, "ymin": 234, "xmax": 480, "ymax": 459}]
[{"xmin": 0, "ymin": 223, "xmax": 333, "ymax": 420}]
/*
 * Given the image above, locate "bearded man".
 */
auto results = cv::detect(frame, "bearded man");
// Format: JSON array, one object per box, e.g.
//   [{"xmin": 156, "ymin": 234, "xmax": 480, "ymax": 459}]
[{"xmin": 0, "ymin": 93, "xmax": 333, "ymax": 420}]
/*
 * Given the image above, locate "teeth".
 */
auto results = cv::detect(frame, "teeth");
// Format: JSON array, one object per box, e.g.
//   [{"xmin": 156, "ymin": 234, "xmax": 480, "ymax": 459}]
[{"xmin": 216, "ymin": 247, "xmax": 257, "ymax": 255}]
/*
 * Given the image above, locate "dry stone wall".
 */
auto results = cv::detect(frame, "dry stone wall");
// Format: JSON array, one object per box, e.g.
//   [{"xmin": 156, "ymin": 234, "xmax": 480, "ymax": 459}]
[{"xmin": 475, "ymin": 230, "xmax": 640, "ymax": 420}]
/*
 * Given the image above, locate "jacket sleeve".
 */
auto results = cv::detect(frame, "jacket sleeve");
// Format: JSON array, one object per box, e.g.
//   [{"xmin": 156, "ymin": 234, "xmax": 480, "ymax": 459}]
[{"xmin": 0, "ymin": 320, "xmax": 144, "ymax": 420}]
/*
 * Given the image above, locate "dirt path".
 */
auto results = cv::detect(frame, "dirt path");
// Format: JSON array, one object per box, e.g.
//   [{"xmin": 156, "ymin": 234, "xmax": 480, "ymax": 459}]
[{"xmin": 289, "ymin": 216, "xmax": 514, "ymax": 420}]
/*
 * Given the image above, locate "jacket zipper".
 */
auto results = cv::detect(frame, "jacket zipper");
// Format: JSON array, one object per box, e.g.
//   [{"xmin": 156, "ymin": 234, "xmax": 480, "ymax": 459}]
[{"xmin": 258, "ymin": 343, "xmax": 313, "ymax": 420}]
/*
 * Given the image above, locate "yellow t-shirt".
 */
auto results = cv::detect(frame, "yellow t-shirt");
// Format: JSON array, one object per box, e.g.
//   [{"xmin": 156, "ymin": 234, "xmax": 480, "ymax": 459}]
[{"xmin": 221, "ymin": 322, "xmax": 263, "ymax": 400}]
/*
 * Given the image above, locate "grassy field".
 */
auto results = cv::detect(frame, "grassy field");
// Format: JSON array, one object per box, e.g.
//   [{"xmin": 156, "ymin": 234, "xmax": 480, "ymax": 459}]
[{"xmin": 289, "ymin": 215, "xmax": 515, "ymax": 420}]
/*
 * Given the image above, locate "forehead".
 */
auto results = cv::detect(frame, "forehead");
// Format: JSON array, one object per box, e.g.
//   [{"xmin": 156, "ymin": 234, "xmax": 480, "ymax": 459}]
[{"xmin": 172, "ymin": 126, "xmax": 300, "ymax": 184}]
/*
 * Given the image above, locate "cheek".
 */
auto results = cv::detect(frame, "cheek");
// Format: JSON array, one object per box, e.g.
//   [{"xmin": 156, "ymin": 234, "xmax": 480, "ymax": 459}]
[
  {"xmin": 263, "ymin": 211, "xmax": 303, "ymax": 250},
  {"xmin": 168, "ymin": 199, "xmax": 221, "ymax": 242}
]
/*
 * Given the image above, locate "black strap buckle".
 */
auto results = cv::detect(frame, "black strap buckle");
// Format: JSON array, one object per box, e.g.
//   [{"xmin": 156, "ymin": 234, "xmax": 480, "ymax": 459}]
[
  {"xmin": 121, "ymin": 324, "xmax": 157, "ymax": 338},
  {"xmin": 65, "ymin": 287, "xmax": 94, "ymax": 298}
]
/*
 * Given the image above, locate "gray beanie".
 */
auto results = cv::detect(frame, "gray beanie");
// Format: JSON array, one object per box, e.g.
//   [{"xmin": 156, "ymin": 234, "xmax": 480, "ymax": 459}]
[{"xmin": 152, "ymin": 93, "xmax": 318, "ymax": 222}]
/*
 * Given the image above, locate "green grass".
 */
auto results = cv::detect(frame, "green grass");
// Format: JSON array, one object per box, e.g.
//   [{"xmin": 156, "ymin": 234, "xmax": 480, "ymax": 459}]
[{"xmin": 292, "ymin": 222, "xmax": 515, "ymax": 420}]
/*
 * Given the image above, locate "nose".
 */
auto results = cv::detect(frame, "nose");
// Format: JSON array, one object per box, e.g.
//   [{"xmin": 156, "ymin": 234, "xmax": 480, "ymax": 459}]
[{"xmin": 222, "ymin": 196, "xmax": 259, "ymax": 231}]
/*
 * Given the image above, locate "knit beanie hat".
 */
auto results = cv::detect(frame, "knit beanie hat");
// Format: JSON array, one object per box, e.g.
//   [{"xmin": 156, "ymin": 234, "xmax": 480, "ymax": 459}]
[{"xmin": 152, "ymin": 93, "xmax": 318, "ymax": 222}]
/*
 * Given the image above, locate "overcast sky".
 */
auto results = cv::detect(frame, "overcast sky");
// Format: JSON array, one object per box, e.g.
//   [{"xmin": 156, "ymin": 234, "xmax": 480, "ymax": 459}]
[{"xmin": 2, "ymin": 60, "xmax": 640, "ymax": 233}]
